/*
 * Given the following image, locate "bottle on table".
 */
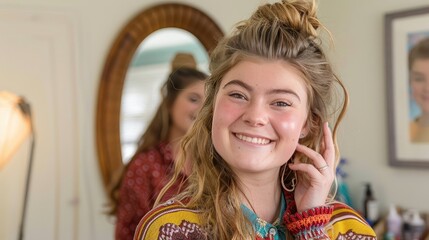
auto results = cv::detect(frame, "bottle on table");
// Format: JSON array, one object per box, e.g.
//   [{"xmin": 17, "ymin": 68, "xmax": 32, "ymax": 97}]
[{"xmin": 363, "ymin": 183, "xmax": 379, "ymax": 226}]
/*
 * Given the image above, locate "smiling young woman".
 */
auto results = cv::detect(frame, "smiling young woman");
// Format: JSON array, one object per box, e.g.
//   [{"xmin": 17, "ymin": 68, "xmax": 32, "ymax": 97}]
[{"xmin": 133, "ymin": 1, "xmax": 377, "ymax": 239}]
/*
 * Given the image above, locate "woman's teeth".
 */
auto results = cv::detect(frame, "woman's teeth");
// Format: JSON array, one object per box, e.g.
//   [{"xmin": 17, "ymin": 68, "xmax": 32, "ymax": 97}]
[{"xmin": 235, "ymin": 133, "xmax": 270, "ymax": 145}]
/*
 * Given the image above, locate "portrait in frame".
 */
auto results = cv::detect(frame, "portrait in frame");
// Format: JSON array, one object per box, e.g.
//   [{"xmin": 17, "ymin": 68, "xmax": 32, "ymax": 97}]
[{"xmin": 385, "ymin": 5, "xmax": 429, "ymax": 167}]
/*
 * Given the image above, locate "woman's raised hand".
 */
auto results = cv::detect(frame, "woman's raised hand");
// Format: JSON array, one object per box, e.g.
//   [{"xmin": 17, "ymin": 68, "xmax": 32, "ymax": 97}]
[{"xmin": 288, "ymin": 122, "xmax": 335, "ymax": 213}]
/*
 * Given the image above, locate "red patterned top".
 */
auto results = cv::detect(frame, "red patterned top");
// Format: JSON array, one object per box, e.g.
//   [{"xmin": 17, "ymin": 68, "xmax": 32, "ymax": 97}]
[{"xmin": 115, "ymin": 142, "xmax": 184, "ymax": 240}]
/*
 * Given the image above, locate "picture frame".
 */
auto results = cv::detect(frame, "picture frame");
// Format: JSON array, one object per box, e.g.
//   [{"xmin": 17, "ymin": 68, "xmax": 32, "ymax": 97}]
[{"xmin": 385, "ymin": 5, "xmax": 429, "ymax": 167}]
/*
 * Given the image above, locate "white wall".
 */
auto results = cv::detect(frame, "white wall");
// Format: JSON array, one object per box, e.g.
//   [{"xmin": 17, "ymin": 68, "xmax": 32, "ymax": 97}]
[{"xmin": 0, "ymin": 0, "xmax": 428, "ymax": 239}]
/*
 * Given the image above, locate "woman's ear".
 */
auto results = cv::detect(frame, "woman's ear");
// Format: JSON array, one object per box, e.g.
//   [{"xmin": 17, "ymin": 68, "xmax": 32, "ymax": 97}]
[{"xmin": 299, "ymin": 123, "xmax": 309, "ymax": 139}]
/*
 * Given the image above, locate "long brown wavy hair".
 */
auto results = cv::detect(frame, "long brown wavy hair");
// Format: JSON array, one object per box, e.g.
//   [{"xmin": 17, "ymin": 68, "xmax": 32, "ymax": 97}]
[
  {"xmin": 157, "ymin": 0, "xmax": 349, "ymax": 239},
  {"xmin": 107, "ymin": 67, "xmax": 207, "ymax": 215}
]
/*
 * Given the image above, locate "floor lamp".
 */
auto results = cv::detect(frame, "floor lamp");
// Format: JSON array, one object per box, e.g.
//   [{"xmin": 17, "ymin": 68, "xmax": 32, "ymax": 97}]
[{"xmin": 0, "ymin": 91, "xmax": 35, "ymax": 240}]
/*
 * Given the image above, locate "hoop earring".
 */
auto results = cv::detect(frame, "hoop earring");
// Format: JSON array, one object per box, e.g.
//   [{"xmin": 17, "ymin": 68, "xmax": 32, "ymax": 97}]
[{"xmin": 281, "ymin": 165, "xmax": 296, "ymax": 192}]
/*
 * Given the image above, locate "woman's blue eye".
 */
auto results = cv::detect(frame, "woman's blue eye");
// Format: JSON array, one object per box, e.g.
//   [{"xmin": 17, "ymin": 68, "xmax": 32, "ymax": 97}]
[
  {"xmin": 274, "ymin": 101, "xmax": 291, "ymax": 107},
  {"xmin": 230, "ymin": 93, "xmax": 246, "ymax": 99}
]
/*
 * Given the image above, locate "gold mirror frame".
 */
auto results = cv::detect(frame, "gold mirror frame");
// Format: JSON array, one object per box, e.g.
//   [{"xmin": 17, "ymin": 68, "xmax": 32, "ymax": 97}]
[{"xmin": 96, "ymin": 3, "xmax": 223, "ymax": 192}]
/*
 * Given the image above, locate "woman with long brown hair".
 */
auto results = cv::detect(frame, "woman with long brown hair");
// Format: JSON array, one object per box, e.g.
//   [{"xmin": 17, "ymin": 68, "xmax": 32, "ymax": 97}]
[
  {"xmin": 110, "ymin": 56, "xmax": 207, "ymax": 240},
  {"xmin": 134, "ymin": 1, "xmax": 376, "ymax": 239}
]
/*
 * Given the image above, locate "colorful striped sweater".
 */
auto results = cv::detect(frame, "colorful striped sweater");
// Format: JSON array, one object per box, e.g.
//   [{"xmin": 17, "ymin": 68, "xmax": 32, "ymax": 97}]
[{"xmin": 134, "ymin": 192, "xmax": 376, "ymax": 240}]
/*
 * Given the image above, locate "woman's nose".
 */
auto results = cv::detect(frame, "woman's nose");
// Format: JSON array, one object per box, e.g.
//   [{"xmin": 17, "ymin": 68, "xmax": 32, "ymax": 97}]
[{"xmin": 241, "ymin": 101, "xmax": 268, "ymax": 127}]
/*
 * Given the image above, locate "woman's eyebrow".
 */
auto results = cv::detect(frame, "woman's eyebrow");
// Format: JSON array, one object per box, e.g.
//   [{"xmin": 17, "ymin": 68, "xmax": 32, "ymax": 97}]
[
  {"xmin": 223, "ymin": 79, "xmax": 301, "ymax": 102},
  {"xmin": 268, "ymin": 89, "xmax": 301, "ymax": 102},
  {"xmin": 223, "ymin": 79, "xmax": 252, "ymax": 91}
]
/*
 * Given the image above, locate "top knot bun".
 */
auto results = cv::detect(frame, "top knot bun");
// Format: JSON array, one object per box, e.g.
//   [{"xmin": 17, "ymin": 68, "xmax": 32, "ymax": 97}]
[
  {"xmin": 171, "ymin": 52, "xmax": 197, "ymax": 71},
  {"xmin": 250, "ymin": 0, "xmax": 320, "ymax": 38}
]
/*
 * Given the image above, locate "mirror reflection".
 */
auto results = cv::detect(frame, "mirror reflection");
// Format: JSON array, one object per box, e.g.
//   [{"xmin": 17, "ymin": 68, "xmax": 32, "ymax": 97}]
[
  {"xmin": 120, "ymin": 28, "xmax": 209, "ymax": 164},
  {"xmin": 96, "ymin": 2, "xmax": 224, "ymax": 192}
]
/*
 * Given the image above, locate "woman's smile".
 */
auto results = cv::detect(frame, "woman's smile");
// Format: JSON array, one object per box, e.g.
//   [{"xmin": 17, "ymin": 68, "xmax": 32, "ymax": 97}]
[{"xmin": 234, "ymin": 132, "xmax": 272, "ymax": 145}]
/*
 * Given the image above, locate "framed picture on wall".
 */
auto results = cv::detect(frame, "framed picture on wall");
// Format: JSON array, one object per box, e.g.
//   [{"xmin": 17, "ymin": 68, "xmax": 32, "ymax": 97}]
[{"xmin": 385, "ymin": 5, "xmax": 429, "ymax": 167}]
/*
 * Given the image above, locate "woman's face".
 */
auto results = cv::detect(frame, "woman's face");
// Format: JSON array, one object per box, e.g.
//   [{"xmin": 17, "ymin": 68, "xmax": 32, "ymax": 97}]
[
  {"xmin": 410, "ymin": 58, "xmax": 429, "ymax": 114},
  {"xmin": 170, "ymin": 80, "xmax": 205, "ymax": 137},
  {"xmin": 211, "ymin": 58, "xmax": 309, "ymax": 176}
]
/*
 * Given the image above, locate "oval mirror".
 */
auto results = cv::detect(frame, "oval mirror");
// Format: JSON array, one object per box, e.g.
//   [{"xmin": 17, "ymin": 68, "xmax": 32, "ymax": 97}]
[
  {"xmin": 121, "ymin": 27, "xmax": 209, "ymax": 164},
  {"xmin": 96, "ymin": 3, "xmax": 223, "ymax": 192}
]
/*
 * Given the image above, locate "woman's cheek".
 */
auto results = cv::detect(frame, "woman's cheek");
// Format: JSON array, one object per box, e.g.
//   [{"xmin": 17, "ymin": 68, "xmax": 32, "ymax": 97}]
[
  {"xmin": 216, "ymin": 98, "xmax": 241, "ymax": 118},
  {"xmin": 212, "ymin": 98, "xmax": 233, "ymax": 130},
  {"xmin": 275, "ymin": 115, "xmax": 303, "ymax": 142}
]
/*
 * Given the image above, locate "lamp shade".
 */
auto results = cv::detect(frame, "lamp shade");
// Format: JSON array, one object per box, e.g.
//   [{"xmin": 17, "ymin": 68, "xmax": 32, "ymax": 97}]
[{"xmin": 0, "ymin": 91, "xmax": 31, "ymax": 169}]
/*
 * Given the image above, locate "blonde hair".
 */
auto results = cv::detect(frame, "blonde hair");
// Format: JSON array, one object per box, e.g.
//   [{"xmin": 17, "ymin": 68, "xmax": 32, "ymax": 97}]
[{"xmin": 158, "ymin": 0, "xmax": 348, "ymax": 239}]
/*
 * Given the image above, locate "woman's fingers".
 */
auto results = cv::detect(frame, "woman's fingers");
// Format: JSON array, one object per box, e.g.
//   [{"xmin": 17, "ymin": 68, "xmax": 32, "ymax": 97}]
[
  {"xmin": 322, "ymin": 122, "xmax": 335, "ymax": 171},
  {"xmin": 295, "ymin": 144, "xmax": 329, "ymax": 175},
  {"xmin": 288, "ymin": 122, "xmax": 336, "ymax": 212},
  {"xmin": 291, "ymin": 122, "xmax": 335, "ymax": 176}
]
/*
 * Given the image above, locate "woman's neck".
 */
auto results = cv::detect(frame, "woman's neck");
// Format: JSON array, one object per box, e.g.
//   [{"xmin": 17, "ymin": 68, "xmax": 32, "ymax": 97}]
[
  {"xmin": 239, "ymin": 171, "xmax": 282, "ymax": 223},
  {"xmin": 167, "ymin": 129, "xmax": 184, "ymax": 160}
]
